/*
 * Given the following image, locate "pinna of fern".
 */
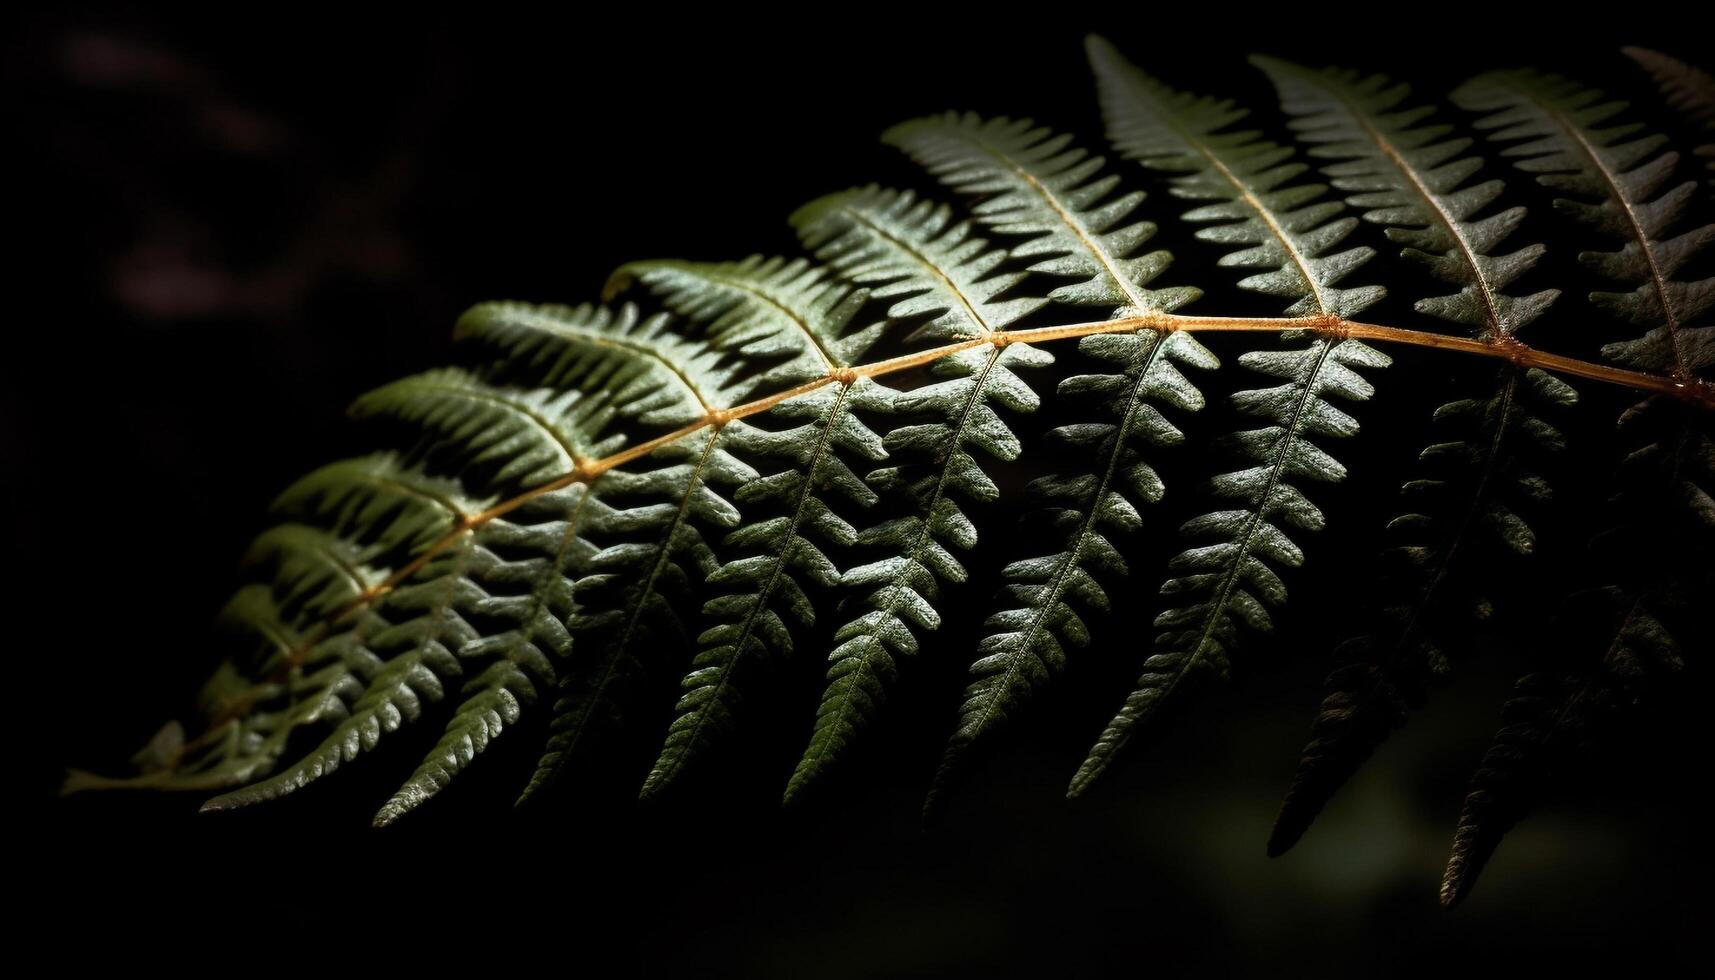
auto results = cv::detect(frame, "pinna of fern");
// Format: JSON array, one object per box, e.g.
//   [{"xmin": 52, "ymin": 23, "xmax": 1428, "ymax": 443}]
[
  {"xmin": 1268, "ymin": 61, "xmax": 1715, "ymax": 897},
  {"xmin": 65, "ymin": 38, "xmax": 1713, "ymax": 909}
]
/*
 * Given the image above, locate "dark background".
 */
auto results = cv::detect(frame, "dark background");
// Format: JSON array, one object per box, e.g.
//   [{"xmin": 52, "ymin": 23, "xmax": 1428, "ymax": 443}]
[{"xmin": 12, "ymin": 7, "xmax": 1703, "ymax": 974}]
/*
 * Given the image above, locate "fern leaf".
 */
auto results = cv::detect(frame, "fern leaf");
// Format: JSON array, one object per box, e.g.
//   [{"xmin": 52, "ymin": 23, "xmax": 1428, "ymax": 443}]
[
  {"xmin": 624, "ymin": 259, "xmax": 892, "ymax": 797},
  {"xmin": 456, "ymin": 301, "xmax": 750, "ymax": 429},
  {"xmin": 82, "ymin": 453, "xmax": 481, "ymax": 798},
  {"xmin": 881, "ymin": 112, "xmax": 1197, "ymax": 315},
  {"xmin": 1070, "ymin": 47, "xmax": 1393, "ymax": 797},
  {"xmin": 789, "ymin": 344, "xmax": 1052, "ymax": 799},
  {"xmin": 1247, "ymin": 57, "xmax": 1575, "ymax": 850},
  {"xmin": 1469, "ymin": 396, "xmax": 1711, "ymax": 901},
  {"xmin": 350, "ymin": 368, "xmax": 610, "ymax": 489},
  {"xmin": 525, "ymin": 429, "xmax": 755, "ymax": 800},
  {"xmin": 1624, "ymin": 47, "xmax": 1715, "ymax": 129},
  {"xmin": 205, "ymin": 464, "xmax": 582, "ymax": 814},
  {"xmin": 372, "ymin": 486, "xmax": 592, "ymax": 824},
  {"xmin": 1416, "ymin": 70, "xmax": 1715, "ymax": 894},
  {"xmin": 785, "ymin": 187, "xmax": 1053, "ymax": 799},
  {"xmin": 791, "ymin": 186, "xmax": 1047, "ymax": 342},
  {"xmin": 200, "ymin": 554, "xmax": 474, "ymax": 810},
  {"xmin": 936, "ymin": 329, "xmax": 1216, "ymax": 796},
  {"xmin": 1252, "ymin": 57, "xmax": 1559, "ymax": 337},
  {"xmin": 187, "ymin": 299, "xmax": 768, "ymax": 812},
  {"xmin": 1452, "ymin": 69, "xmax": 1714, "ymax": 377},
  {"xmin": 375, "ymin": 660, "xmax": 538, "ymax": 827},
  {"xmin": 1086, "ymin": 37, "xmax": 1384, "ymax": 319},
  {"xmin": 1270, "ymin": 367, "xmax": 1578, "ymax": 853},
  {"xmin": 606, "ymin": 255, "xmax": 884, "ymax": 391},
  {"xmin": 879, "ymin": 109, "xmax": 1212, "ymax": 793},
  {"xmin": 68, "ymin": 46, "xmax": 1711, "ymax": 909},
  {"xmin": 378, "ymin": 300, "xmax": 765, "ymax": 804},
  {"xmin": 1072, "ymin": 337, "xmax": 1391, "ymax": 796}
]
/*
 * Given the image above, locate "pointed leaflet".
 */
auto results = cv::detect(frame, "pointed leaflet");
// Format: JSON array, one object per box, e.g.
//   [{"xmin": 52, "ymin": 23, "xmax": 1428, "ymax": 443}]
[
  {"xmin": 784, "ymin": 187, "xmax": 1055, "ymax": 800},
  {"xmin": 1070, "ymin": 44, "xmax": 1390, "ymax": 797},
  {"xmin": 933, "ymin": 329, "xmax": 1215, "ymax": 797},
  {"xmin": 614, "ymin": 258, "xmax": 893, "ymax": 796},
  {"xmin": 1447, "ymin": 327, "xmax": 1711, "ymax": 904},
  {"xmin": 1248, "ymin": 59, "xmax": 1574, "ymax": 851},
  {"xmin": 882, "ymin": 111, "xmax": 1198, "ymax": 316},
  {"xmin": 374, "ymin": 660, "xmax": 537, "ymax": 826},
  {"xmin": 1072, "ymin": 338, "xmax": 1391, "ymax": 796},
  {"xmin": 487, "ymin": 304, "xmax": 764, "ymax": 802},
  {"xmin": 1624, "ymin": 48, "xmax": 1715, "ymax": 129},
  {"xmin": 1452, "ymin": 69, "xmax": 1714, "ymax": 377},
  {"xmin": 331, "ymin": 305, "xmax": 754, "ymax": 813},
  {"xmin": 1086, "ymin": 37, "xmax": 1384, "ymax": 319},
  {"xmin": 881, "ymin": 110, "xmax": 1215, "ymax": 790},
  {"xmin": 606, "ymin": 255, "xmax": 884, "ymax": 393},
  {"xmin": 1270, "ymin": 368, "xmax": 1577, "ymax": 854},
  {"xmin": 370, "ymin": 484, "xmax": 594, "ymax": 824},
  {"xmin": 1252, "ymin": 56, "xmax": 1559, "ymax": 337}
]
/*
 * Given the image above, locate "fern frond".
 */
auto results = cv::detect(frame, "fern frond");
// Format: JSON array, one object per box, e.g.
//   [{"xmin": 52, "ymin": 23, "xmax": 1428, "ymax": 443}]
[
  {"xmin": 200, "ymin": 396, "xmax": 616, "ymax": 812},
  {"xmin": 1452, "ymin": 69, "xmax": 1714, "ymax": 377},
  {"xmin": 1440, "ymin": 392, "xmax": 1713, "ymax": 893},
  {"xmin": 70, "ymin": 44, "xmax": 1714, "ymax": 911},
  {"xmin": 375, "ymin": 659, "xmax": 537, "ymax": 827},
  {"xmin": 1624, "ymin": 47, "xmax": 1715, "ymax": 129},
  {"xmin": 194, "ymin": 301, "xmax": 767, "ymax": 814},
  {"xmin": 932, "ymin": 329, "xmax": 1215, "ymax": 797},
  {"xmin": 641, "ymin": 384, "xmax": 892, "ymax": 797},
  {"xmin": 371, "ymin": 485, "xmax": 592, "ymax": 823},
  {"xmin": 525, "ymin": 430, "xmax": 756, "ymax": 800},
  {"xmin": 196, "ymin": 547, "xmax": 474, "ymax": 811},
  {"xmin": 71, "ymin": 452, "xmax": 485, "ymax": 798},
  {"xmin": 350, "ymin": 368, "xmax": 613, "ymax": 489}
]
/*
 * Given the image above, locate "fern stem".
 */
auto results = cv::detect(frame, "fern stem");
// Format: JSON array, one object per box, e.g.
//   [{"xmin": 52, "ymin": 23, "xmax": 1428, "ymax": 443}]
[{"xmin": 274, "ymin": 310, "xmax": 1707, "ymax": 676}]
